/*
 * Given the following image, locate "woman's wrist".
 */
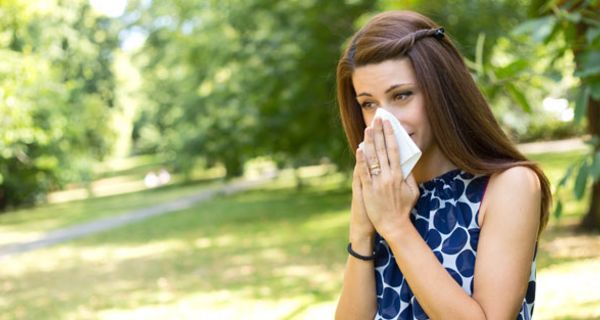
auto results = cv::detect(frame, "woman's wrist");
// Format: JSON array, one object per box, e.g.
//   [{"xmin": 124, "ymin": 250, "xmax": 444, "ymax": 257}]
[
  {"xmin": 349, "ymin": 226, "xmax": 374, "ymax": 242},
  {"xmin": 379, "ymin": 216, "xmax": 413, "ymax": 241},
  {"xmin": 348, "ymin": 230, "xmax": 374, "ymax": 256},
  {"xmin": 347, "ymin": 239, "xmax": 374, "ymax": 259}
]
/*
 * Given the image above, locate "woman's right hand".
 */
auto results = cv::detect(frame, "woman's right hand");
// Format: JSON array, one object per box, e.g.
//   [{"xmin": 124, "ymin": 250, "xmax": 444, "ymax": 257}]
[{"xmin": 350, "ymin": 157, "xmax": 375, "ymax": 240}]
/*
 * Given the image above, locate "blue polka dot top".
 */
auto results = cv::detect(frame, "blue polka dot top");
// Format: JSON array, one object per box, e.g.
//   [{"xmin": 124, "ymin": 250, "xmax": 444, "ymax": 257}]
[{"xmin": 373, "ymin": 169, "xmax": 536, "ymax": 320}]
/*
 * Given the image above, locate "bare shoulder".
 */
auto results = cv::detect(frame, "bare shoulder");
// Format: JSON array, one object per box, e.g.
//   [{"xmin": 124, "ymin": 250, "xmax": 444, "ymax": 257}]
[
  {"xmin": 491, "ymin": 166, "xmax": 541, "ymax": 189},
  {"xmin": 478, "ymin": 166, "xmax": 541, "ymax": 228}
]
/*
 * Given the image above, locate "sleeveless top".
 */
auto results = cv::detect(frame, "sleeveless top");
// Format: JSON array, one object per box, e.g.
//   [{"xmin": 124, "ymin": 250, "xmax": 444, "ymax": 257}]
[{"xmin": 373, "ymin": 169, "xmax": 536, "ymax": 320}]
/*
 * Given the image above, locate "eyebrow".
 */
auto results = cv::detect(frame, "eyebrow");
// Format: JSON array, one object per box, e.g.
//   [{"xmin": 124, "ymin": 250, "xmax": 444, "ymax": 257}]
[{"xmin": 356, "ymin": 83, "xmax": 414, "ymax": 97}]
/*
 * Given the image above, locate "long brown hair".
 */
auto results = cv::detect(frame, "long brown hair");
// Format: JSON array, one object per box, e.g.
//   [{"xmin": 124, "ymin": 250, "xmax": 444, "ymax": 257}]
[{"xmin": 336, "ymin": 11, "xmax": 551, "ymax": 235}]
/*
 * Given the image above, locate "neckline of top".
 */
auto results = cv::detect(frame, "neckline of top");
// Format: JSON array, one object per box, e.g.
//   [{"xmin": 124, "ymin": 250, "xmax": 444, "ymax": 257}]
[{"xmin": 418, "ymin": 168, "xmax": 464, "ymax": 187}]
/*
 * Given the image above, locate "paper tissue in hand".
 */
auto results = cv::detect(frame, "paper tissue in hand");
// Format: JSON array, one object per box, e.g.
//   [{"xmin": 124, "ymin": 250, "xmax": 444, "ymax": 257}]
[{"xmin": 358, "ymin": 108, "xmax": 422, "ymax": 179}]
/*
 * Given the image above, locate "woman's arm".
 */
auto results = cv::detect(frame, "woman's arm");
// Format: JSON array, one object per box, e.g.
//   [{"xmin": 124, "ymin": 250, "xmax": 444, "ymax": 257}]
[
  {"xmin": 335, "ymin": 162, "xmax": 378, "ymax": 319},
  {"xmin": 384, "ymin": 166, "xmax": 541, "ymax": 320},
  {"xmin": 335, "ymin": 233, "xmax": 377, "ymax": 320}
]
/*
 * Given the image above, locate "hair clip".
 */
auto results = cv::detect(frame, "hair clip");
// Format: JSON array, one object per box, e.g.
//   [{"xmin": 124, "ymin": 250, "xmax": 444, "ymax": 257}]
[{"xmin": 434, "ymin": 27, "xmax": 445, "ymax": 40}]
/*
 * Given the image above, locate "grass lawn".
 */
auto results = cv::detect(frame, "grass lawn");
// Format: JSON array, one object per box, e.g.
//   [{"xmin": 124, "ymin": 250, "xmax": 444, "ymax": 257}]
[
  {"xmin": 0, "ymin": 177, "xmax": 226, "ymax": 247},
  {"xmin": 1, "ymin": 149, "xmax": 599, "ymax": 319},
  {"xmin": 523, "ymin": 150, "xmax": 600, "ymax": 319},
  {"xmin": 0, "ymin": 154, "xmax": 230, "ymax": 247},
  {"xmin": 0, "ymin": 172, "xmax": 352, "ymax": 319}
]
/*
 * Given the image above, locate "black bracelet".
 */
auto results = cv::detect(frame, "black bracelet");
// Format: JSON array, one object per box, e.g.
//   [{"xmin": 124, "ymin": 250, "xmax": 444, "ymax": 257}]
[{"xmin": 347, "ymin": 243, "xmax": 377, "ymax": 261}]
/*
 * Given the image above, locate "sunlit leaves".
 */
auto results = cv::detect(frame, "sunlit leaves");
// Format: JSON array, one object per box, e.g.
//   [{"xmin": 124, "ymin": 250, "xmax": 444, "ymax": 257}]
[
  {"xmin": 574, "ymin": 159, "xmax": 590, "ymax": 200},
  {"xmin": 574, "ymin": 85, "xmax": 590, "ymax": 124},
  {"xmin": 131, "ymin": 0, "xmax": 376, "ymax": 177},
  {"xmin": 0, "ymin": 0, "xmax": 121, "ymax": 208},
  {"xmin": 508, "ymin": 0, "xmax": 600, "ymax": 229},
  {"xmin": 512, "ymin": 15, "xmax": 558, "ymax": 43},
  {"xmin": 506, "ymin": 83, "xmax": 532, "ymax": 113}
]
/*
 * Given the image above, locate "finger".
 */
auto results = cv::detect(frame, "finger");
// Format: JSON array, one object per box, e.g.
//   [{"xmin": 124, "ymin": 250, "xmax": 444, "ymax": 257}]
[
  {"xmin": 356, "ymin": 148, "xmax": 372, "ymax": 186},
  {"xmin": 406, "ymin": 172, "xmax": 420, "ymax": 199},
  {"xmin": 373, "ymin": 118, "xmax": 391, "ymax": 176},
  {"xmin": 352, "ymin": 164, "xmax": 367, "ymax": 209},
  {"xmin": 383, "ymin": 119, "xmax": 403, "ymax": 180},
  {"xmin": 363, "ymin": 127, "xmax": 380, "ymax": 174},
  {"xmin": 352, "ymin": 163, "xmax": 362, "ymax": 190}
]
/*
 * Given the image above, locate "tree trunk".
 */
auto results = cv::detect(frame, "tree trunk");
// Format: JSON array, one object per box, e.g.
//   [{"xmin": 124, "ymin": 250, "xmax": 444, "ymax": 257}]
[
  {"xmin": 224, "ymin": 156, "xmax": 244, "ymax": 180},
  {"xmin": 580, "ymin": 96, "xmax": 600, "ymax": 231},
  {"xmin": 574, "ymin": 16, "xmax": 600, "ymax": 231},
  {"xmin": 581, "ymin": 180, "xmax": 600, "ymax": 231},
  {"xmin": 0, "ymin": 187, "xmax": 5, "ymax": 211},
  {"xmin": 294, "ymin": 166, "xmax": 304, "ymax": 191}
]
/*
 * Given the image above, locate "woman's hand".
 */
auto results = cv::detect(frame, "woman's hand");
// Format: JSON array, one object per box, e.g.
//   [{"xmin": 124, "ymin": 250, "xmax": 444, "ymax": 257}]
[
  {"xmin": 349, "ymin": 161, "xmax": 375, "ymax": 240},
  {"xmin": 357, "ymin": 118, "xmax": 420, "ymax": 239}
]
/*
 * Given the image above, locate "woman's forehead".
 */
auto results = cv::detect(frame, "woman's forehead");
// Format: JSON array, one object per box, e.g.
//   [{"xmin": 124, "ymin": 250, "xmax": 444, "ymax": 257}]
[{"xmin": 352, "ymin": 59, "xmax": 416, "ymax": 94}]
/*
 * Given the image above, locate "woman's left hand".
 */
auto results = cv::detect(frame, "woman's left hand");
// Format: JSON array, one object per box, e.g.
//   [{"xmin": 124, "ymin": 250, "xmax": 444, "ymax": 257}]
[{"xmin": 357, "ymin": 118, "xmax": 420, "ymax": 239}]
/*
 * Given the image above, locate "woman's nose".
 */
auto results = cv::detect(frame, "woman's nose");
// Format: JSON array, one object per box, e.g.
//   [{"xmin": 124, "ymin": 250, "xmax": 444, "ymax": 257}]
[{"xmin": 381, "ymin": 105, "xmax": 405, "ymax": 124}]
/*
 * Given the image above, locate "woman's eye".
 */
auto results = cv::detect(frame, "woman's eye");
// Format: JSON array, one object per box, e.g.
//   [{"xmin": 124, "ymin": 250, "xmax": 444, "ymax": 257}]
[
  {"xmin": 360, "ymin": 101, "xmax": 375, "ymax": 109},
  {"xmin": 394, "ymin": 91, "xmax": 413, "ymax": 101}
]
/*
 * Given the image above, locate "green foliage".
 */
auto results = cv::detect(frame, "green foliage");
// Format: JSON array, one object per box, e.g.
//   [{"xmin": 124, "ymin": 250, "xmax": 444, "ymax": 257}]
[
  {"xmin": 514, "ymin": 1, "xmax": 600, "ymax": 220},
  {"xmin": 129, "ymin": 0, "xmax": 377, "ymax": 178},
  {"xmin": 506, "ymin": 82, "xmax": 533, "ymax": 113},
  {"xmin": 518, "ymin": 117, "xmax": 585, "ymax": 142},
  {"xmin": 2, "ymin": 0, "xmax": 595, "ymax": 213},
  {"xmin": 0, "ymin": 0, "xmax": 120, "ymax": 209},
  {"xmin": 552, "ymin": 137, "xmax": 600, "ymax": 220},
  {"xmin": 379, "ymin": 0, "xmax": 532, "ymax": 62},
  {"xmin": 462, "ymin": 33, "xmax": 577, "ymax": 141},
  {"xmin": 574, "ymin": 85, "xmax": 590, "ymax": 123},
  {"xmin": 512, "ymin": 15, "xmax": 558, "ymax": 42}
]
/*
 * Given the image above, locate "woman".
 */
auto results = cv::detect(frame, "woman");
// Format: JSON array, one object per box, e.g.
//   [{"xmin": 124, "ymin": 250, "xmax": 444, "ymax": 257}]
[{"xmin": 335, "ymin": 11, "xmax": 551, "ymax": 320}]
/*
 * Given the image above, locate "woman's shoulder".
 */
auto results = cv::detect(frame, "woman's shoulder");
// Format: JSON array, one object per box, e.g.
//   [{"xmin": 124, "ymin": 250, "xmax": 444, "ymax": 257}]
[
  {"xmin": 478, "ymin": 165, "xmax": 541, "ymax": 228},
  {"xmin": 490, "ymin": 166, "xmax": 541, "ymax": 199},
  {"xmin": 492, "ymin": 165, "xmax": 539, "ymax": 184}
]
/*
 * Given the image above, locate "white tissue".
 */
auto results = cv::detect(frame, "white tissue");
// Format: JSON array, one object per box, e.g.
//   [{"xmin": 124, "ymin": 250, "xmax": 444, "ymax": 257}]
[{"xmin": 358, "ymin": 108, "xmax": 422, "ymax": 179}]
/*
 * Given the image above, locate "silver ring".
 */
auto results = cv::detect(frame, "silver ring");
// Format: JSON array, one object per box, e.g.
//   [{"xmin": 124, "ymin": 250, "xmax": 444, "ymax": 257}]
[{"xmin": 370, "ymin": 167, "xmax": 381, "ymax": 176}]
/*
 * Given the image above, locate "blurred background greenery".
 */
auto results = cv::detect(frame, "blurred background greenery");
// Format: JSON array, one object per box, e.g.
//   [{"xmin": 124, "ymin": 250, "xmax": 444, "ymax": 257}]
[{"xmin": 1, "ymin": 0, "xmax": 599, "ymax": 319}]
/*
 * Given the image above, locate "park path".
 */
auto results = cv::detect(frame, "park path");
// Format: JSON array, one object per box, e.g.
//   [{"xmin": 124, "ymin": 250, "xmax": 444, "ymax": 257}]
[
  {"xmin": 0, "ymin": 175, "xmax": 275, "ymax": 259},
  {"xmin": 516, "ymin": 136, "xmax": 587, "ymax": 154},
  {"xmin": 0, "ymin": 137, "xmax": 588, "ymax": 259}
]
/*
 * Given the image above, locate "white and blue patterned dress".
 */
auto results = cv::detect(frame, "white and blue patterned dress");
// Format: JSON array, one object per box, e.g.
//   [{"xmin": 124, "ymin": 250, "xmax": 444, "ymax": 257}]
[{"xmin": 373, "ymin": 169, "xmax": 536, "ymax": 320}]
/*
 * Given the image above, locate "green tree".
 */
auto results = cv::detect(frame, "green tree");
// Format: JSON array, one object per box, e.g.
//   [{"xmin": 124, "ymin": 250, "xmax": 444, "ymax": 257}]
[
  {"xmin": 512, "ymin": 0, "xmax": 600, "ymax": 230},
  {"xmin": 0, "ymin": 0, "xmax": 120, "ymax": 209},
  {"xmin": 380, "ymin": 0, "xmax": 533, "ymax": 63},
  {"xmin": 129, "ymin": 0, "xmax": 376, "ymax": 178}
]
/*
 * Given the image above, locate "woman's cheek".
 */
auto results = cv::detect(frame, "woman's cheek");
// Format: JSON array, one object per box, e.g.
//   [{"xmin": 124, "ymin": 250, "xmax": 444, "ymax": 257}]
[{"xmin": 361, "ymin": 114, "xmax": 373, "ymax": 127}]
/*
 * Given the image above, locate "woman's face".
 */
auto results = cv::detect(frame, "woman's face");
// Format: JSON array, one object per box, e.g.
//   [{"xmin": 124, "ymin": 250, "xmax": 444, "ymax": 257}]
[{"xmin": 352, "ymin": 58, "xmax": 434, "ymax": 153}]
